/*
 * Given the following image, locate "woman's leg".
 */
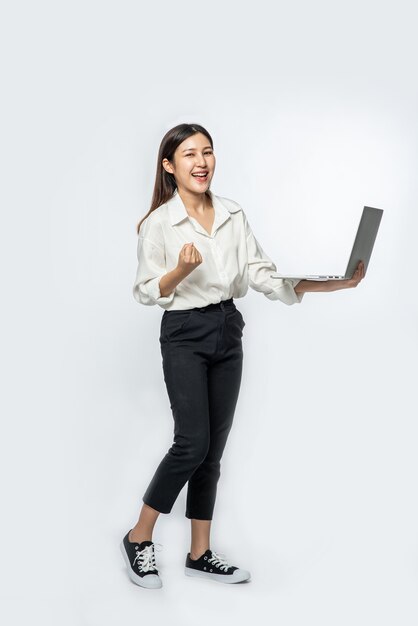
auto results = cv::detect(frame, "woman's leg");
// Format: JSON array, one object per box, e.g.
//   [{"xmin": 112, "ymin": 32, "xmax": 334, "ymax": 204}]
[
  {"xmin": 141, "ymin": 345, "xmax": 211, "ymax": 515},
  {"xmin": 129, "ymin": 503, "xmax": 161, "ymax": 543},
  {"xmin": 186, "ymin": 305, "xmax": 244, "ymax": 562},
  {"xmin": 185, "ymin": 308, "xmax": 244, "ymax": 522},
  {"xmin": 140, "ymin": 308, "xmax": 214, "ymax": 516},
  {"xmin": 190, "ymin": 519, "xmax": 211, "ymax": 559}
]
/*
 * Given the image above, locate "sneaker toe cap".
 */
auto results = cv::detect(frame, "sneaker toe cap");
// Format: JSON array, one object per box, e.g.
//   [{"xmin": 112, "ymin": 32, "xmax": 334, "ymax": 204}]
[
  {"xmin": 141, "ymin": 574, "xmax": 162, "ymax": 588},
  {"xmin": 231, "ymin": 568, "xmax": 251, "ymax": 582}
]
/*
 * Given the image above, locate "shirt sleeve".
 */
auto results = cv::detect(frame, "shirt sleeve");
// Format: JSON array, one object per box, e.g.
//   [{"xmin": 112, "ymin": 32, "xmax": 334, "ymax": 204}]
[
  {"xmin": 243, "ymin": 210, "xmax": 304, "ymax": 305},
  {"xmin": 132, "ymin": 216, "xmax": 175, "ymax": 307}
]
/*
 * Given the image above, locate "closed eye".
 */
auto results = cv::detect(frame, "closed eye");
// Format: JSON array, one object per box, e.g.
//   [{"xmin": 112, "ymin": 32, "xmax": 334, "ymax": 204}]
[{"xmin": 186, "ymin": 151, "xmax": 213, "ymax": 157}]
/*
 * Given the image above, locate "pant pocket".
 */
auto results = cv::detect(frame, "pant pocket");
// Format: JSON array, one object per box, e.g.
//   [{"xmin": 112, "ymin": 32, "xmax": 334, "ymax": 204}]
[{"xmin": 161, "ymin": 310, "xmax": 195, "ymax": 342}]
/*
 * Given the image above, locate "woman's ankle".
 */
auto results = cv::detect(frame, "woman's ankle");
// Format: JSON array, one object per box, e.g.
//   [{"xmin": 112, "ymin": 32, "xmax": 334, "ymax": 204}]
[
  {"xmin": 129, "ymin": 527, "xmax": 153, "ymax": 543},
  {"xmin": 190, "ymin": 547, "xmax": 209, "ymax": 560}
]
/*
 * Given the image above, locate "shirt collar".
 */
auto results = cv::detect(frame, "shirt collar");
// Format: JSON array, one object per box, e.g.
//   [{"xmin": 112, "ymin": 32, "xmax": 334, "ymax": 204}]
[{"xmin": 167, "ymin": 188, "xmax": 241, "ymax": 230}]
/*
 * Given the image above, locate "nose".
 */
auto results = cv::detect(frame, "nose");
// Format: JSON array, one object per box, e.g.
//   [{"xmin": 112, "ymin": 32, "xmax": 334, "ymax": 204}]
[{"xmin": 195, "ymin": 154, "xmax": 208, "ymax": 167}]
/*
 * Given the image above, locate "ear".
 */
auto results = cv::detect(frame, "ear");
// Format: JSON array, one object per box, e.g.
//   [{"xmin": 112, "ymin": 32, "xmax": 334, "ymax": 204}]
[{"xmin": 162, "ymin": 158, "xmax": 174, "ymax": 175}]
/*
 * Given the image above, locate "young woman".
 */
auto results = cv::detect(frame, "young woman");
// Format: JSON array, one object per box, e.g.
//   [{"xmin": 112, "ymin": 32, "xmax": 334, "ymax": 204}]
[{"xmin": 120, "ymin": 123, "xmax": 365, "ymax": 589}]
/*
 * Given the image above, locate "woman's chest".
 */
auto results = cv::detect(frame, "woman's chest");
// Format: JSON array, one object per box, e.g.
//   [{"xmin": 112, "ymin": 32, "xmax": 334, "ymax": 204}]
[
  {"xmin": 187, "ymin": 209, "xmax": 215, "ymax": 237},
  {"xmin": 162, "ymin": 216, "xmax": 247, "ymax": 270}
]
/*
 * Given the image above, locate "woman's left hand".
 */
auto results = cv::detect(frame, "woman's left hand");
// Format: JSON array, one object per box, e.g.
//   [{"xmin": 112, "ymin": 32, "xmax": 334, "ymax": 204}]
[
  {"xmin": 323, "ymin": 260, "xmax": 365, "ymax": 291},
  {"xmin": 341, "ymin": 260, "xmax": 365, "ymax": 288},
  {"xmin": 294, "ymin": 261, "xmax": 367, "ymax": 294}
]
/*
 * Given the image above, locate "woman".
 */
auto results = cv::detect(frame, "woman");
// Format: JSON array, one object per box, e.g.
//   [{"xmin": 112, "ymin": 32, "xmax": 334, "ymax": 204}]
[{"xmin": 120, "ymin": 123, "xmax": 365, "ymax": 589}]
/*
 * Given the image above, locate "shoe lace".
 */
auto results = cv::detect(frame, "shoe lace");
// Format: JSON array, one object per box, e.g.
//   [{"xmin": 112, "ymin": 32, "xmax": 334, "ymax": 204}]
[
  {"xmin": 208, "ymin": 550, "xmax": 231, "ymax": 572},
  {"xmin": 132, "ymin": 542, "xmax": 163, "ymax": 572}
]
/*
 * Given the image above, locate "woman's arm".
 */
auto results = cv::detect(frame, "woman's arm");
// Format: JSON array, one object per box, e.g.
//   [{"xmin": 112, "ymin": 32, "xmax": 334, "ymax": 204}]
[
  {"xmin": 159, "ymin": 243, "xmax": 202, "ymax": 297},
  {"xmin": 294, "ymin": 261, "xmax": 366, "ymax": 295}
]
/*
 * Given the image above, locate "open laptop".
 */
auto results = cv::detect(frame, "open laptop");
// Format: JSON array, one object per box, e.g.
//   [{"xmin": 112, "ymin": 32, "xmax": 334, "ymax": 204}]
[{"xmin": 271, "ymin": 206, "xmax": 384, "ymax": 281}]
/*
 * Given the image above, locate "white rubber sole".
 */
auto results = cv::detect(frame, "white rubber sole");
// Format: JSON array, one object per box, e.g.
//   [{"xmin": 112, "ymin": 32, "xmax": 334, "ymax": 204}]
[
  {"xmin": 120, "ymin": 541, "xmax": 162, "ymax": 588},
  {"xmin": 184, "ymin": 566, "xmax": 251, "ymax": 584}
]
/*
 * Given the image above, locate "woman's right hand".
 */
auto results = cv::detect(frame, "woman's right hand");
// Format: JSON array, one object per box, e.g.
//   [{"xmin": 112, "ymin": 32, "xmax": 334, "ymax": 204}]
[{"xmin": 177, "ymin": 243, "xmax": 203, "ymax": 276}]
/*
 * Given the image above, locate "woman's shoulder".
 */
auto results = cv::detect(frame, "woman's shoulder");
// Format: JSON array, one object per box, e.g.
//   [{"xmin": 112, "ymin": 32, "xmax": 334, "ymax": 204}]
[{"xmin": 139, "ymin": 203, "xmax": 167, "ymax": 231}]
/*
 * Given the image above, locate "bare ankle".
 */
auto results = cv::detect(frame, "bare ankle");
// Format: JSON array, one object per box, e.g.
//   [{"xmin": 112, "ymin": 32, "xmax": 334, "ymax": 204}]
[
  {"xmin": 190, "ymin": 548, "xmax": 209, "ymax": 560},
  {"xmin": 129, "ymin": 528, "xmax": 153, "ymax": 543}
]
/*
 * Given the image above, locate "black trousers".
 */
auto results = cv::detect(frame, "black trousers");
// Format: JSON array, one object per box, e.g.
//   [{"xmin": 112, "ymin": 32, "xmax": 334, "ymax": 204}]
[{"xmin": 142, "ymin": 297, "xmax": 245, "ymax": 520}]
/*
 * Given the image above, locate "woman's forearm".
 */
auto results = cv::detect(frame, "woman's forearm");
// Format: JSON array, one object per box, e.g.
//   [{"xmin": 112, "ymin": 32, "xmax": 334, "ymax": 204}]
[
  {"xmin": 294, "ymin": 279, "xmax": 352, "ymax": 294},
  {"xmin": 159, "ymin": 266, "xmax": 188, "ymax": 298}
]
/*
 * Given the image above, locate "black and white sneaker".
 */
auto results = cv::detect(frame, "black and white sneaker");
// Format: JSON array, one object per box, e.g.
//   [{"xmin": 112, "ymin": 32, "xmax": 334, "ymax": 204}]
[
  {"xmin": 185, "ymin": 548, "xmax": 251, "ymax": 584},
  {"xmin": 120, "ymin": 530, "xmax": 163, "ymax": 588}
]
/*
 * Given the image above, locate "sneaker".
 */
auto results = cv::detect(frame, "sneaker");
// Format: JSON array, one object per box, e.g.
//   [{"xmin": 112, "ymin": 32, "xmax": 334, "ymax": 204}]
[
  {"xmin": 120, "ymin": 529, "xmax": 163, "ymax": 588},
  {"xmin": 184, "ymin": 548, "xmax": 251, "ymax": 584}
]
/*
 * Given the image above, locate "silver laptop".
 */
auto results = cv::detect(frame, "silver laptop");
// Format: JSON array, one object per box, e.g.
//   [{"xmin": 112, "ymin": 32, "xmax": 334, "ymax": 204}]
[{"xmin": 271, "ymin": 206, "xmax": 384, "ymax": 281}]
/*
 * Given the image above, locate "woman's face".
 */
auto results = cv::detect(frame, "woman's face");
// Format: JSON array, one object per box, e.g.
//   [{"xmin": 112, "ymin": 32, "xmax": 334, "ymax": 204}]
[{"xmin": 163, "ymin": 132, "xmax": 216, "ymax": 194}]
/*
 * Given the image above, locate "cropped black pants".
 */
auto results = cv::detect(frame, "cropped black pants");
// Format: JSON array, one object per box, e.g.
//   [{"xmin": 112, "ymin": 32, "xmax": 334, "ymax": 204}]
[{"xmin": 142, "ymin": 297, "xmax": 245, "ymax": 520}]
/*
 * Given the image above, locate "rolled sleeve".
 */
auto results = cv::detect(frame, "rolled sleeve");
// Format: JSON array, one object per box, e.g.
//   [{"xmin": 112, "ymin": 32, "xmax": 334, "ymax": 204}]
[
  {"xmin": 264, "ymin": 276, "xmax": 304, "ymax": 305},
  {"xmin": 132, "ymin": 218, "xmax": 175, "ymax": 307},
  {"xmin": 243, "ymin": 211, "xmax": 304, "ymax": 306}
]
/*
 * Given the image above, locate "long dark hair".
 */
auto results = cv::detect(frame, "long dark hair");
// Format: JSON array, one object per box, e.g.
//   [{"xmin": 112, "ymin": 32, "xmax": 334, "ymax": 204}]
[{"xmin": 136, "ymin": 123, "xmax": 214, "ymax": 234}]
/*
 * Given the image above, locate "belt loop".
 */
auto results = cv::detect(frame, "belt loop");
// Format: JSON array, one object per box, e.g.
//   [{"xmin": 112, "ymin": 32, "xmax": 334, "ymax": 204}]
[{"xmin": 220, "ymin": 301, "xmax": 225, "ymax": 311}]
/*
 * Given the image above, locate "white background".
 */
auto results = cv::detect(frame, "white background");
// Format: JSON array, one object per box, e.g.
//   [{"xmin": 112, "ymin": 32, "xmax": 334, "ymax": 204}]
[{"xmin": 1, "ymin": 1, "xmax": 417, "ymax": 624}]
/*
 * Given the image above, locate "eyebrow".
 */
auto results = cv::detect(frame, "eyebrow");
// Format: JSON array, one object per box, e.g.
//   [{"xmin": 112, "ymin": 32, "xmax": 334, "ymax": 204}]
[{"xmin": 182, "ymin": 146, "xmax": 212, "ymax": 152}]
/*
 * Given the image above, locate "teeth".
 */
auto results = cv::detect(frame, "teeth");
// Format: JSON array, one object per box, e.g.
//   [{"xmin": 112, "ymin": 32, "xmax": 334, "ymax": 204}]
[{"xmin": 192, "ymin": 173, "xmax": 207, "ymax": 177}]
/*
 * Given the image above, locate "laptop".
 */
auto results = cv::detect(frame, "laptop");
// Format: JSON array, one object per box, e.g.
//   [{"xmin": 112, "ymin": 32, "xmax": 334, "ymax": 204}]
[{"xmin": 271, "ymin": 206, "xmax": 384, "ymax": 281}]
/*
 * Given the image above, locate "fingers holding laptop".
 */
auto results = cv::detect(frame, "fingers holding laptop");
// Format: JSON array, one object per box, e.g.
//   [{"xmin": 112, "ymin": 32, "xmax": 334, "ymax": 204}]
[
  {"xmin": 312, "ymin": 261, "xmax": 366, "ymax": 292},
  {"xmin": 319, "ymin": 260, "xmax": 365, "ymax": 292},
  {"xmin": 345, "ymin": 260, "xmax": 365, "ymax": 288}
]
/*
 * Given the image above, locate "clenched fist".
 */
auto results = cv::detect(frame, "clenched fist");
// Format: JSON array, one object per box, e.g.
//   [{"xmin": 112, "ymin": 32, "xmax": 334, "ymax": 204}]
[{"xmin": 177, "ymin": 242, "xmax": 203, "ymax": 276}]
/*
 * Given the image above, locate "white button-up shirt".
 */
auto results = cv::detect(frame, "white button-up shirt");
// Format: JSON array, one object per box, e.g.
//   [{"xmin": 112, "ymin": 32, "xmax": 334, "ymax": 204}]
[{"xmin": 133, "ymin": 188, "xmax": 304, "ymax": 310}]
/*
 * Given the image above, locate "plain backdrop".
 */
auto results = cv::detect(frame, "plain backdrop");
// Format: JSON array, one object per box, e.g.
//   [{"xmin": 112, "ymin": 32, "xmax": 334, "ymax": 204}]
[{"xmin": 1, "ymin": 1, "xmax": 417, "ymax": 625}]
